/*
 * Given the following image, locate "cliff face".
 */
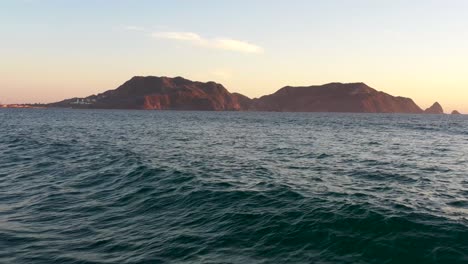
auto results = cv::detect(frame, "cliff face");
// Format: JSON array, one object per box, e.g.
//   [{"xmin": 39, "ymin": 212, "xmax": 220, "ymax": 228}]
[
  {"xmin": 249, "ymin": 83, "xmax": 423, "ymax": 113},
  {"xmin": 424, "ymin": 102, "xmax": 444, "ymax": 114},
  {"xmin": 49, "ymin": 76, "xmax": 245, "ymax": 111}
]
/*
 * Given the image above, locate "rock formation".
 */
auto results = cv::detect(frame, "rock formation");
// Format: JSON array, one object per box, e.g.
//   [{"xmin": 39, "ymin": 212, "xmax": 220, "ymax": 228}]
[
  {"xmin": 451, "ymin": 110, "xmax": 461, "ymax": 115},
  {"xmin": 424, "ymin": 102, "xmax": 444, "ymax": 114}
]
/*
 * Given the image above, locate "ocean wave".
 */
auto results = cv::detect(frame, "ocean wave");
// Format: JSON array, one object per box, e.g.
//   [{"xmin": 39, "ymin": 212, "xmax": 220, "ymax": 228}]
[{"xmin": 0, "ymin": 109, "xmax": 467, "ymax": 263}]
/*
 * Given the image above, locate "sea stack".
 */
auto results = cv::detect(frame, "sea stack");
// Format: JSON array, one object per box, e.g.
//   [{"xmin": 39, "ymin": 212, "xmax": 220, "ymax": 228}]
[
  {"xmin": 451, "ymin": 110, "xmax": 461, "ymax": 115},
  {"xmin": 424, "ymin": 102, "xmax": 444, "ymax": 114}
]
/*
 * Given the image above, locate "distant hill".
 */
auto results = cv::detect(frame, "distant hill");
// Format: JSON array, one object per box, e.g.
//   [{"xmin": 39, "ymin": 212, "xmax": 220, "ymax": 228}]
[
  {"xmin": 49, "ymin": 76, "xmax": 441, "ymax": 114},
  {"xmin": 49, "ymin": 76, "xmax": 243, "ymax": 111},
  {"xmin": 248, "ymin": 82, "xmax": 423, "ymax": 113}
]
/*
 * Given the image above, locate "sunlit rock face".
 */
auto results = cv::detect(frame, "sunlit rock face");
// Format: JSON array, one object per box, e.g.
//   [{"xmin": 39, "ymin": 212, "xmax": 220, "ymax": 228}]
[{"xmin": 49, "ymin": 76, "xmax": 246, "ymax": 111}]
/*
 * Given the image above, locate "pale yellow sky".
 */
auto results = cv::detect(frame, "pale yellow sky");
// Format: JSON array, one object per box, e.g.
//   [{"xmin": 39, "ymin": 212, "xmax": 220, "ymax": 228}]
[{"xmin": 2, "ymin": 53, "xmax": 467, "ymax": 113}]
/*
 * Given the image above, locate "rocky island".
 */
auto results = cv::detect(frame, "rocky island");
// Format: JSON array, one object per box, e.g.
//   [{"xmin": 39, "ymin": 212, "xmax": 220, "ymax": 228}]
[{"xmin": 47, "ymin": 76, "xmax": 456, "ymax": 114}]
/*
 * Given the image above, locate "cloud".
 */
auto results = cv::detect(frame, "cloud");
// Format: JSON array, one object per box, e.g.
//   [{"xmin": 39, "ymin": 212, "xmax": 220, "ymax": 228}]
[
  {"xmin": 151, "ymin": 31, "xmax": 263, "ymax": 54},
  {"xmin": 152, "ymin": 32, "xmax": 202, "ymax": 42},
  {"xmin": 212, "ymin": 38, "xmax": 263, "ymax": 53},
  {"xmin": 123, "ymin": 26, "xmax": 147, "ymax": 32}
]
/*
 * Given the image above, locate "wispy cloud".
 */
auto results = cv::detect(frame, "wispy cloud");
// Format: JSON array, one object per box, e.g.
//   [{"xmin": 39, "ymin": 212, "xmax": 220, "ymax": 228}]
[
  {"xmin": 151, "ymin": 31, "xmax": 263, "ymax": 54},
  {"xmin": 123, "ymin": 26, "xmax": 149, "ymax": 33},
  {"xmin": 152, "ymin": 32, "xmax": 202, "ymax": 42},
  {"xmin": 212, "ymin": 38, "xmax": 263, "ymax": 54},
  {"xmin": 123, "ymin": 26, "xmax": 147, "ymax": 32}
]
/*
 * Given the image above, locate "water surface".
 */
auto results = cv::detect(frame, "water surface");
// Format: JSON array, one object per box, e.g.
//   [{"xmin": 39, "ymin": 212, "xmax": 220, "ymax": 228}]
[{"xmin": 0, "ymin": 109, "xmax": 467, "ymax": 263}]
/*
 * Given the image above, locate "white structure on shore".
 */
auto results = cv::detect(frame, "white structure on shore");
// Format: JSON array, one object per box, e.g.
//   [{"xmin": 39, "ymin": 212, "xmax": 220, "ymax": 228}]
[{"xmin": 71, "ymin": 98, "xmax": 95, "ymax": 105}]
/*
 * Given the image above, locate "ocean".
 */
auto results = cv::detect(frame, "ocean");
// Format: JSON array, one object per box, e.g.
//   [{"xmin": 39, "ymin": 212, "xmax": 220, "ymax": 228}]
[{"xmin": 0, "ymin": 109, "xmax": 467, "ymax": 264}]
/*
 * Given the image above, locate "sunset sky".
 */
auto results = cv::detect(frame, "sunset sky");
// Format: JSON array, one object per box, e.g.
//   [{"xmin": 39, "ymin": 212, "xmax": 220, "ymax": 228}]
[{"xmin": 1, "ymin": 0, "xmax": 467, "ymax": 112}]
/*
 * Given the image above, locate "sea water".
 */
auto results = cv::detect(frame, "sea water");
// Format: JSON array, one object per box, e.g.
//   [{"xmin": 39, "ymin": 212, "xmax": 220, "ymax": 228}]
[{"xmin": 0, "ymin": 109, "xmax": 467, "ymax": 263}]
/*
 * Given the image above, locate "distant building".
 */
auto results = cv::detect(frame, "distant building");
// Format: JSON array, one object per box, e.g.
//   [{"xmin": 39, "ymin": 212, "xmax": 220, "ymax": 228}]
[{"xmin": 71, "ymin": 98, "xmax": 93, "ymax": 105}]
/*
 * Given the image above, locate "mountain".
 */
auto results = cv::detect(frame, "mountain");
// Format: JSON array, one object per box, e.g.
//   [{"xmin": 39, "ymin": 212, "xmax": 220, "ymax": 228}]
[
  {"xmin": 248, "ymin": 82, "xmax": 423, "ymax": 113},
  {"xmin": 49, "ymin": 77, "xmax": 439, "ymax": 114},
  {"xmin": 424, "ymin": 102, "xmax": 444, "ymax": 114},
  {"xmin": 49, "ymin": 76, "xmax": 244, "ymax": 111}
]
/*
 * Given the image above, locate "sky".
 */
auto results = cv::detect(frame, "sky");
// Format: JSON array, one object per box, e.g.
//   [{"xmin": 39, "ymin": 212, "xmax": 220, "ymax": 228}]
[{"xmin": 1, "ymin": 0, "xmax": 467, "ymax": 113}]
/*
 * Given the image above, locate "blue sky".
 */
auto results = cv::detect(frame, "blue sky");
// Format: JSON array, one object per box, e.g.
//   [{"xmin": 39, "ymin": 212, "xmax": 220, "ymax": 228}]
[{"xmin": 1, "ymin": 0, "xmax": 467, "ymax": 112}]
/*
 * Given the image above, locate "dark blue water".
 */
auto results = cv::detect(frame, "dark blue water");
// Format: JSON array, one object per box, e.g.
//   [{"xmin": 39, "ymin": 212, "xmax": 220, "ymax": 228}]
[{"xmin": 0, "ymin": 109, "xmax": 467, "ymax": 264}]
